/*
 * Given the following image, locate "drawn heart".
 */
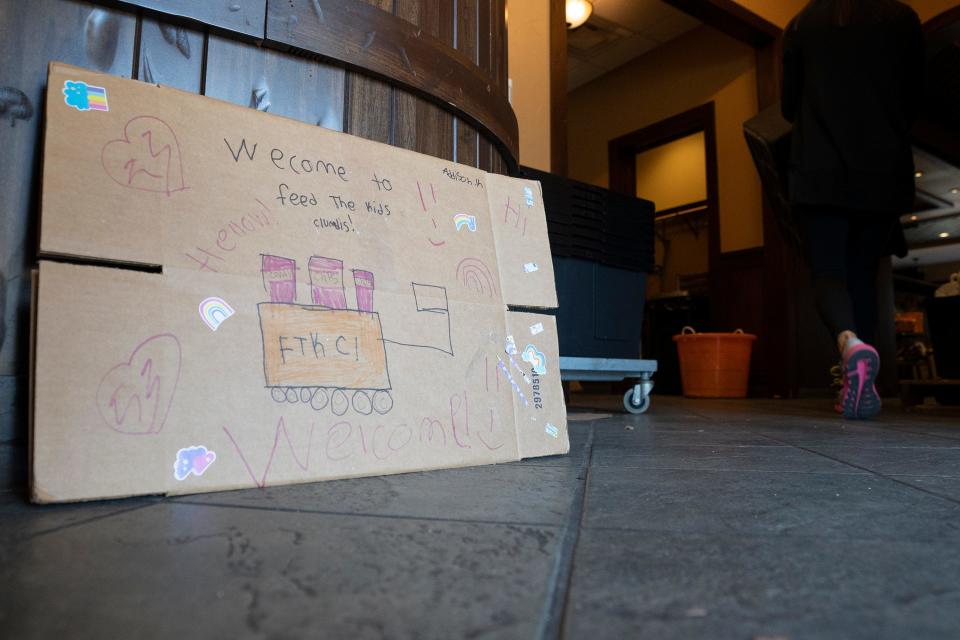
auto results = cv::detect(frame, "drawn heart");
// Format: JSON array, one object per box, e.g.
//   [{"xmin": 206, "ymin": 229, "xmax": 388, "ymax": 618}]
[
  {"xmin": 96, "ymin": 333, "xmax": 182, "ymax": 435},
  {"xmin": 100, "ymin": 115, "xmax": 187, "ymax": 195}
]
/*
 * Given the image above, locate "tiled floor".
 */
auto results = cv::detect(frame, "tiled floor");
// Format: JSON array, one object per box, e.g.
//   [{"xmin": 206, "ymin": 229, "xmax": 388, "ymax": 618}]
[{"xmin": 3, "ymin": 395, "xmax": 960, "ymax": 639}]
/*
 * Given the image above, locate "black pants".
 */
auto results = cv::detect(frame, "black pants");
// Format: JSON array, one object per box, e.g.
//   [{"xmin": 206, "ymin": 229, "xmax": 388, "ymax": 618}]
[{"xmin": 798, "ymin": 206, "xmax": 896, "ymax": 346}]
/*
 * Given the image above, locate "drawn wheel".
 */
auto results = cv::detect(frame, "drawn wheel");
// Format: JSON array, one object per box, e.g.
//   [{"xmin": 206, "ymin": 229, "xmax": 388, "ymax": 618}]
[
  {"xmin": 352, "ymin": 390, "xmax": 373, "ymax": 415},
  {"xmin": 299, "ymin": 388, "xmax": 314, "ymax": 403},
  {"xmin": 623, "ymin": 389, "xmax": 650, "ymax": 415},
  {"xmin": 310, "ymin": 388, "xmax": 329, "ymax": 412},
  {"xmin": 372, "ymin": 390, "xmax": 394, "ymax": 415},
  {"xmin": 270, "ymin": 388, "xmax": 287, "ymax": 403},
  {"xmin": 285, "ymin": 387, "xmax": 299, "ymax": 403},
  {"xmin": 330, "ymin": 389, "xmax": 350, "ymax": 416}
]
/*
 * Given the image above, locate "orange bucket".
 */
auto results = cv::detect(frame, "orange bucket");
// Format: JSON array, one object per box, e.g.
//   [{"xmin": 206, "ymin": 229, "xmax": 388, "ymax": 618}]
[{"xmin": 673, "ymin": 327, "xmax": 757, "ymax": 398}]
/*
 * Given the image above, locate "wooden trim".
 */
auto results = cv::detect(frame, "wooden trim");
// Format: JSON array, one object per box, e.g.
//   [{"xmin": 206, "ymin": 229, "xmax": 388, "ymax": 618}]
[
  {"xmin": 549, "ymin": 0, "xmax": 568, "ymax": 176},
  {"xmin": 263, "ymin": 0, "xmax": 519, "ymax": 167},
  {"xmin": 609, "ymin": 102, "xmax": 719, "ymax": 262},
  {"xmin": 656, "ymin": 200, "xmax": 710, "ymax": 218},
  {"xmin": 661, "ymin": 0, "xmax": 781, "ymax": 46}
]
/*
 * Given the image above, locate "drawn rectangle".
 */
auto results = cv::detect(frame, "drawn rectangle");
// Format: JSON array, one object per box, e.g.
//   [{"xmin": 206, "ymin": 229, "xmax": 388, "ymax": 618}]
[{"xmin": 258, "ymin": 303, "xmax": 390, "ymax": 390}]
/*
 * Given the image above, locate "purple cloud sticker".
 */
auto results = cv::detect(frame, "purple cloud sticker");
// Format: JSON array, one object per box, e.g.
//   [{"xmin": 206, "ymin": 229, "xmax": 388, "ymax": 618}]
[{"xmin": 174, "ymin": 446, "xmax": 216, "ymax": 481}]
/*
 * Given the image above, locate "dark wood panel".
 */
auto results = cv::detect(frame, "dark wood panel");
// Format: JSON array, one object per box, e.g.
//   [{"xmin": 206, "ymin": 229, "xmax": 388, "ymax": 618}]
[
  {"xmin": 394, "ymin": 0, "xmax": 454, "ymax": 160},
  {"xmin": 708, "ymin": 247, "xmax": 767, "ymax": 390},
  {"xmin": 661, "ymin": 0, "xmax": 780, "ymax": 46},
  {"xmin": 0, "ymin": 0, "xmax": 137, "ymax": 380},
  {"xmin": 204, "ymin": 34, "xmax": 345, "ymax": 130},
  {"xmin": 263, "ymin": 0, "xmax": 517, "ymax": 165},
  {"xmin": 136, "ymin": 16, "xmax": 204, "ymax": 92},
  {"xmin": 344, "ymin": 0, "xmax": 394, "ymax": 144},
  {"xmin": 99, "ymin": 0, "xmax": 265, "ymax": 38},
  {"xmin": 454, "ymin": 0, "xmax": 479, "ymax": 168}
]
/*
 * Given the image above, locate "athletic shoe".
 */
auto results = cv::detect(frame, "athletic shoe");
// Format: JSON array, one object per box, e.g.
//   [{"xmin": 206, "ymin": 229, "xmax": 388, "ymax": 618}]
[{"xmin": 841, "ymin": 343, "xmax": 881, "ymax": 419}]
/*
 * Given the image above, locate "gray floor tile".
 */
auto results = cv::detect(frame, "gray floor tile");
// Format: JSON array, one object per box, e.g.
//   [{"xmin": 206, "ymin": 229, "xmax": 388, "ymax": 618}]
[
  {"xmin": 584, "ymin": 466, "xmax": 960, "ymax": 542},
  {"xmin": 805, "ymin": 446, "xmax": 960, "ymax": 477},
  {"xmin": 590, "ymin": 443, "xmax": 858, "ymax": 474},
  {"xmin": 759, "ymin": 424, "xmax": 960, "ymax": 448},
  {"xmin": 0, "ymin": 492, "xmax": 157, "ymax": 547},
  {"xmin": 564, "ymin": 528, "xmax": 960, "ymax": 640},
  {"xmin": 594, "ymin": 427, "xmax": 781, "ymax": 448},
  {"xmin": 890, "ymin": 475, "xmax": 960, "ymax": 503},
  {"xmin": 174, "ymin": 463, "xmax": 580, "ymax": 526},
  {"xmin": 0, "ymin": 502, "xmax": 559, "ymax": 640}
]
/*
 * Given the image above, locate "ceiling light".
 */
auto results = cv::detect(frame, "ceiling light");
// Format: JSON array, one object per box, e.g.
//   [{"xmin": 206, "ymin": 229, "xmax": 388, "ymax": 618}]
[
  {"xmin": 915, "ymin": 170, "xmax": 924, "ymax": 178},
  {"xmin": 951, "ymin": 188, "xmax": 959, "ymax": 195},
  {"xmin": 939, "ymin": 232, "xmax": 950, "ymax": 238},
  {"xmin": 566, "ymin": 0, "xmax": 593, "ymax": 29},
  {"xmin": 911, "ymin": 215, "xmax": 918, "ymax": 221}
]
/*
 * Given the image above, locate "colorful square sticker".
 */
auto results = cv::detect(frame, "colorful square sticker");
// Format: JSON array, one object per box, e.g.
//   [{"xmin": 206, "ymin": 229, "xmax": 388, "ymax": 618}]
[{"xmin": 63, "ymin": 80, "xmax": 109, "ymax": 112}]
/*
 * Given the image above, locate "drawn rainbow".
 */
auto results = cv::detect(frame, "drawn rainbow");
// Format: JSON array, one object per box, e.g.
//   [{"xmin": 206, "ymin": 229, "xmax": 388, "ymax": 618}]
[
  {"xmin": 198, "ymin": 296, "xmax": 235, "ymax": 331},
  {"xmin": 453, "ymin": 213, "xmax": 477, "ymax": 232},
  {"xmin": 456, "ymin": 257, "xmax": 497, "ymax": 298}
]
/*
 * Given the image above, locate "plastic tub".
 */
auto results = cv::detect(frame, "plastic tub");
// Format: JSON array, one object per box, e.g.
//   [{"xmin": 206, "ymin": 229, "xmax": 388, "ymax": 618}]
[{"xmin": 673, "ymin": 327, "xmax": 757, "ymax": 398}]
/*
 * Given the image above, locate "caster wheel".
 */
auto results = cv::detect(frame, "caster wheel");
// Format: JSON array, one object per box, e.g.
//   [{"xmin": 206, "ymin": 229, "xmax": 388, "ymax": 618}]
[{"xmin": 623, "ymin": 389, "xmax": 650, "ymax": 414}]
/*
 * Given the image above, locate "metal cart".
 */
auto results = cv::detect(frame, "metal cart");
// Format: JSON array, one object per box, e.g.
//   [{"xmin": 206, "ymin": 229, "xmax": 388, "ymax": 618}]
[{"xmin": 560, "ymin": 357, "xmax": 658, "ymax": 414}]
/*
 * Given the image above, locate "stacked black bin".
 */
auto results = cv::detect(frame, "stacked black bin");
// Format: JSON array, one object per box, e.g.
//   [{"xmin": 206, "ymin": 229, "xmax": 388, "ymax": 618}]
[{"xmin": 519, "ymin": 167, "xmax": 655, "ymax": 360}]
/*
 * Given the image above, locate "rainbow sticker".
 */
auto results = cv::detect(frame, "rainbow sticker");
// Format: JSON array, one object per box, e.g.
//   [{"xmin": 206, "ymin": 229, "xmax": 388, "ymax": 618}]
[
  {"xmin": 63, "ymin": 80, "xmax": 109, "ymax": 112},
  {"xmin": 522, "ymin": 344, "xmax": 547, "ymax": 375},
  {"xmin": 453, "ymin": 213, "xmax": 477, "ymax": 232},
  {"xmin": 198, "ymin": 296, "xmax": 235, "ymax": 331}
]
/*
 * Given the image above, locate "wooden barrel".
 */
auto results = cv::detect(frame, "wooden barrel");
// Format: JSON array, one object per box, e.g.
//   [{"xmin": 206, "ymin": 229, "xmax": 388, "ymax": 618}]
[{"xmin": 0, "ymin": 0, "xmax": 515, "ymax": 488}]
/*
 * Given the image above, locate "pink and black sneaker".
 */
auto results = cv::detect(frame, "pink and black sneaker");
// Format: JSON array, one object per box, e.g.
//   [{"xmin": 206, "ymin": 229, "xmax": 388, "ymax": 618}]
[{"xmin": 840, "ymin": 343, "xmax": 881, "ymax": 419}]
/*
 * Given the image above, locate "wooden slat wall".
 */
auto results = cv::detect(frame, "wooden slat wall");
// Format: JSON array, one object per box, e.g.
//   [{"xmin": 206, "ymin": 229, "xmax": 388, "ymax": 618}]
[
  {"xmin": 394, "ymin": 0, "xmax": 455, "ymax": 161},
  {"xmin": 455, "ymin": 0, "xmax": 480, "ymax": 167},
  {"xmin": 344, "ymin": 0, "xmax": 394, "ymax": 145},
  {"xmin": 204, "ymin": 35, "xmax": 345, "ymax": 130},
  {"xmin": 0, "ymin": 0, "xmax": 512, "ymax": 491}
]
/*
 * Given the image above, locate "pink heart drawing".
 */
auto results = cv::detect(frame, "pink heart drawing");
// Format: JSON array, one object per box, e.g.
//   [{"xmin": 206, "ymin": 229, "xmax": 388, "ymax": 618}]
[
  {"xmin": 100, "ymin": 116, "xmax": 187, "ymax": 195},
  {"xmin": 96, "ymin": 333, "xmax": 182, "ymax": 435}
]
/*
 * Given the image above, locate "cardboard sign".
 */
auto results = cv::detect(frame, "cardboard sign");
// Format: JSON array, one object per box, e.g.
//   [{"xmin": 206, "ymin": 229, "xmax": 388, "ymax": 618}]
[{"xmin": 31, "ymin": 63, "xmax": 568, "ymax": 503}]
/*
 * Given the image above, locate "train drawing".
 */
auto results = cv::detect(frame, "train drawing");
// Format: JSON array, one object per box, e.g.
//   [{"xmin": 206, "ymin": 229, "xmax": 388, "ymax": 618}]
[{"xmin": 258, "ymin": 254, "xmax": 452, "ymax": 416}]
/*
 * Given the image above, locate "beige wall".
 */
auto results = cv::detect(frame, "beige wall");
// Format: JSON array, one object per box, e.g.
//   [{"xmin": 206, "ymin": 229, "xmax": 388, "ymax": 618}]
[
  {"xmin": 635, "ymin": 132, "xmax": 707, "ymax": 212},
  {"xmin": 507, "ymin": 0, "xmax": 552, "ymax": 171},
  {"xmin": 567, "ymin": 25, "xmax": 764, "ymax": 253},
  {"xmin": 905, "ymin": 0, "xmax": 960, "ymax": 22},
  {"xmin": 732, "ymin": 0, "xmax": 957, "ymax": 26},
  {"xmin": 732, "ymin": 0, "xmax": 807, "ymax": 28}
]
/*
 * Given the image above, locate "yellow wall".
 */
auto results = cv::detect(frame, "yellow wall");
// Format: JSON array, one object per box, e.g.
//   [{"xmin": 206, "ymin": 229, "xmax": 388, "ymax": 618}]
[
  {"xmin": 507, "ymin": 0, "xmax": 552, "ymax": 171},
  {"xmin": 567, "ymin": 25, "xmax": 764, "ymax": 253},
  {"xmin": 635, "ymin": 132, "xmax": 707, "ymax": 212}
]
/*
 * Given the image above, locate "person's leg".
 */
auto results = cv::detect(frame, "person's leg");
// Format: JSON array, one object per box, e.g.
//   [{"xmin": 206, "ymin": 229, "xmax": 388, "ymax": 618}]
[
  {"xmin": 835, "ymin": 212, "xmax": 896, "ymax": 418},
  {"xmin": 798, "ymin": 206, "xmax": 858, "ymax": 348},
  {"xmin": 846, "ymin": 214, "xmax": 896, "ymax": 345}
]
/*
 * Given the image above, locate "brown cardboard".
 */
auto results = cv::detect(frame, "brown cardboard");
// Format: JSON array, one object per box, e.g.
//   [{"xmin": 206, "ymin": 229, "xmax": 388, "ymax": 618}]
[
  {"xmin": 31, "ymin": 63, "xmax": 568, "ymax": 503},
  {"xmin": 487, "ymin": 175, "xmax": 558, "ymax": 309}
]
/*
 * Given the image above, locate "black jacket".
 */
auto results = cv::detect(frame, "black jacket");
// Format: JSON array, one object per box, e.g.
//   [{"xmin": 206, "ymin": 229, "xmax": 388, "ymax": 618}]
[{"xmin": 782, "ymin": 0, "xmax": 924, "ymax": 214}]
